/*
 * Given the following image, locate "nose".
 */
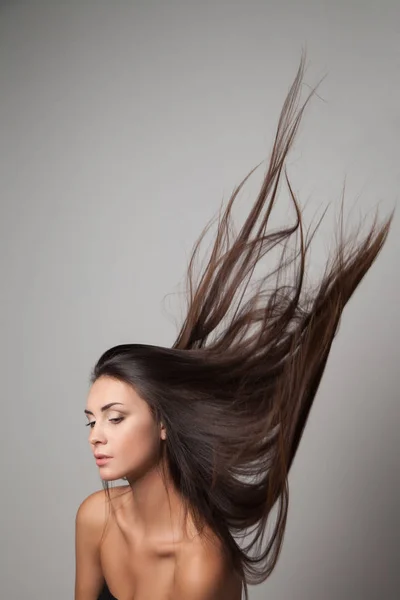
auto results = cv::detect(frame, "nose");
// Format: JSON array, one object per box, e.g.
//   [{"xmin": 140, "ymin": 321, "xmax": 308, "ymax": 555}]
[
  {"xmin": 89, "ymin": 425, "xmax": 107, "ymax": 446},
  {"xmin": 90, "ymin": 437, "xmax": 107, "ymax": 449}
]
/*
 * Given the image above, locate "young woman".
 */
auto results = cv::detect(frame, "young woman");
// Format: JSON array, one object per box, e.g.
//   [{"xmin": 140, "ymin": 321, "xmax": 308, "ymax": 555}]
[{"xmin": 75, "ymin": 52, "xmax": 394, "ymax": 600}]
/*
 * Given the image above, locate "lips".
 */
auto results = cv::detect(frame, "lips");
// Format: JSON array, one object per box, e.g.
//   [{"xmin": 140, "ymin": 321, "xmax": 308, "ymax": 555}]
[{"xmin": 95, "ymin": 455, "xmax": 112, "ymax": 466}]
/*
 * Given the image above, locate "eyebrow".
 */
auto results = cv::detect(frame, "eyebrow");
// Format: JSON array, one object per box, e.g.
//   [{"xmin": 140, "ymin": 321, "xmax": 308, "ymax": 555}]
[{"xmin": 84, "ymin": 402, "xmax": 124, "ymax": 416}]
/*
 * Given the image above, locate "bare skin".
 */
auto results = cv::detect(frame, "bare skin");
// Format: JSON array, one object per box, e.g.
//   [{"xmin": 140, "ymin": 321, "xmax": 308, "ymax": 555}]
[
  {"xmin": 75, "ymin": 376, "xmax": 243, "ymax": 599},
  {"xmin": 76, "ymin": 485, "xmax": 242, "ymax": 599}
]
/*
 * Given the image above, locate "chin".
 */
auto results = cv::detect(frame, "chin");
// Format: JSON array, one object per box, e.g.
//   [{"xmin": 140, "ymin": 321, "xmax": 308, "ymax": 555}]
[{"xmin": 98, "ymin": 468, "xmax": 120, "ymax": 482}]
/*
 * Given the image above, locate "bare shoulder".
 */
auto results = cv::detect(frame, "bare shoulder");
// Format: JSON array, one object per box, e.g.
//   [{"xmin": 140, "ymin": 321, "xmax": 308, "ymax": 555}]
[
  {"xmin": 174, "ymin": 533, "xmax": 242, "ymax": 600},
  {"xmin": 75, "ymin": 486, "xmax": 134, "ymax": 600},
  {"xmin": 76, "ymin": 489, "xmax": 104, "ymax": 531},
  {"xmin": 75, "ymin": 485, "xmax": 130, "ymax": 532}
]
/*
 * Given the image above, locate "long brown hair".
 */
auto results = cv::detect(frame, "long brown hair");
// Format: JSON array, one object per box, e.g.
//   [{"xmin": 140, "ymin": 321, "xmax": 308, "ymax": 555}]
[{"xmin": 91, "ymin": 51, "xmax": 394, "ymax": 599}]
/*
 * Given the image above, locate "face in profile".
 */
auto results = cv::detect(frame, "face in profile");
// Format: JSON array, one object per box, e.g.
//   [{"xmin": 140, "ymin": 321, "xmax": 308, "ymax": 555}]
[{"xmin": 85, "ymin": 376, "xmax": 166, "ymax": 481}]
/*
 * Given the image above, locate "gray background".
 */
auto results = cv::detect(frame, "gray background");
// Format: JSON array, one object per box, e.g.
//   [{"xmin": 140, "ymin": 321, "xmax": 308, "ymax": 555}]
[{"xmin": 1, "ymin": 1, "xmax": 399, "ymax": 599}]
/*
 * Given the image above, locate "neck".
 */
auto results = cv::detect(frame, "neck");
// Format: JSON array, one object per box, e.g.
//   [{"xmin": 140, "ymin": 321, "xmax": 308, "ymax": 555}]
[{"xmin": 125, "ymin": 458, "xmax": 190, "ymax": 542}]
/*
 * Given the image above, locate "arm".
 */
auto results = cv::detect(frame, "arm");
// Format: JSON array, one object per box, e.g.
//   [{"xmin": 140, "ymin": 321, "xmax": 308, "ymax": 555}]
[{"xmin": 75, "ymin": 491, "xmax": 106, "ymax": 600}]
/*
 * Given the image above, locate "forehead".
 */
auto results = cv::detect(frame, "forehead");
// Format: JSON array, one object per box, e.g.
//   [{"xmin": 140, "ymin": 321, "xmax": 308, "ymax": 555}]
[{"xmin": 86, "ymin": 376, "xmax": 141, "ymax": 408}]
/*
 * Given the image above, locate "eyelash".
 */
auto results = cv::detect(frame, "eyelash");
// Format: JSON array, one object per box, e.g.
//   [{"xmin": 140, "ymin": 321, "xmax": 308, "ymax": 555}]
[{"xmin": 85, "ymin": 418, "xmax": 124, "ymax": 429}]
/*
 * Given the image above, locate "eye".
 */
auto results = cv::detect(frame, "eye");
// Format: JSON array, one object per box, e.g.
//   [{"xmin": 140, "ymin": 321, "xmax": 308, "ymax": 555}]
[{"xmin": 85, "ymin": 417, "xmax": 124, "ymax": 428}]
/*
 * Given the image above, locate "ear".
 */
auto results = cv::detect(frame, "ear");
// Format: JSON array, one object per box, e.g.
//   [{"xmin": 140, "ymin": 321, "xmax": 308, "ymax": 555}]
[{"xmin": 160, "ymin": 422, "xmax": 167, "ymax": 440}]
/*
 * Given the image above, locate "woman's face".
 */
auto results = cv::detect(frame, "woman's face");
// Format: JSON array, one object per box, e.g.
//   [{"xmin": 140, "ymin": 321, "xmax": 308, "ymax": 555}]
[{"xmin": 85, "ymin": 376, "xmax": 165, "ymax": 481}]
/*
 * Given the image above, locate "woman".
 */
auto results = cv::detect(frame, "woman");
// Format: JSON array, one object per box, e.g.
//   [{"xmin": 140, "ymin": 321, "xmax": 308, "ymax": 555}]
[{"xmin": 75, "ymin": 52, "xmax": 394, "ymax": 600}]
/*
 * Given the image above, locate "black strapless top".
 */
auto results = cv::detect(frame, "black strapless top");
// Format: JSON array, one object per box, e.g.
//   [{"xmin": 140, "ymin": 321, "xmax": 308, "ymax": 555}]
[{"xmin": 98, "ymin": 582, "xmax": 118, "ymax": 600}]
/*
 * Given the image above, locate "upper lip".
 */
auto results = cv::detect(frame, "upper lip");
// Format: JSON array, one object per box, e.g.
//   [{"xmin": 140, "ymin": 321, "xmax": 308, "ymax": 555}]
[{"xmin": 94, "ymin": 453, "xmax": 111, "ymax": 459}]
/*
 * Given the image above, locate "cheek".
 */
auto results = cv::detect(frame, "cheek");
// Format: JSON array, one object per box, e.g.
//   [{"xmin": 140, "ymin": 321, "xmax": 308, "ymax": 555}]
[{"xmin": 115, "ymin": 419, "xmax": 158, "ymax": 462}]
